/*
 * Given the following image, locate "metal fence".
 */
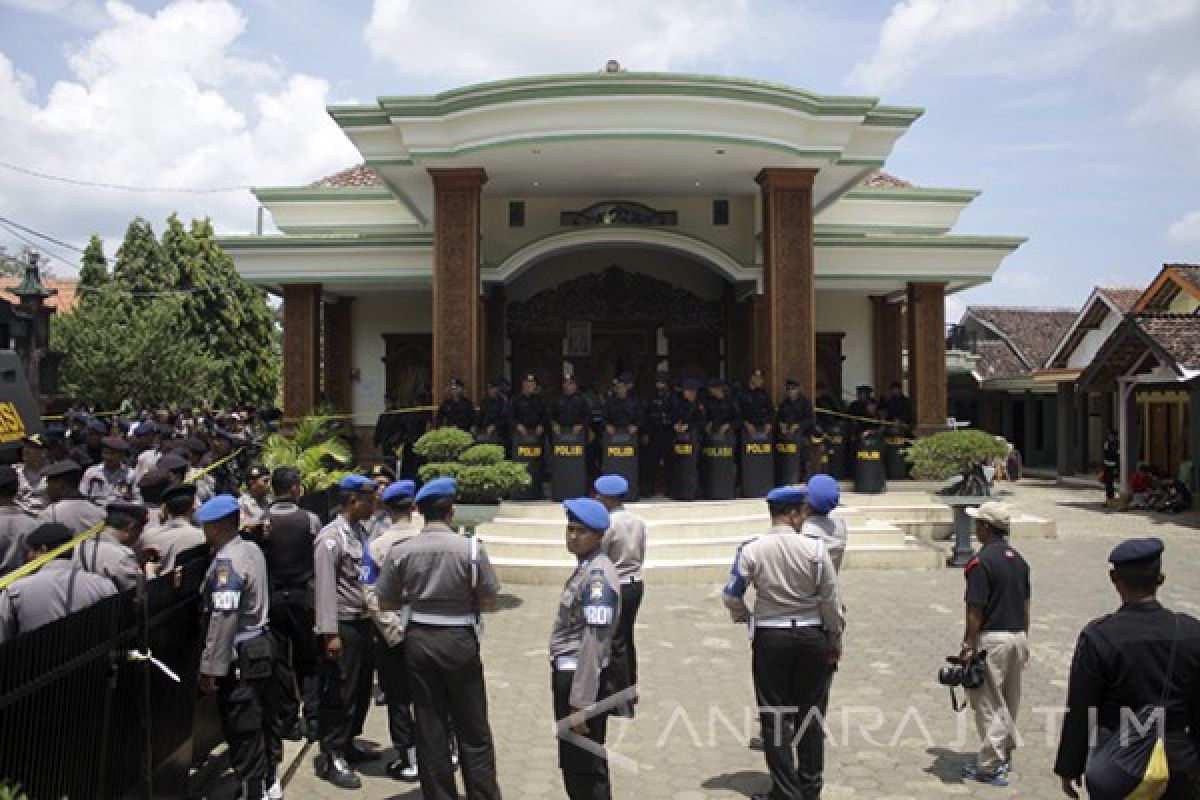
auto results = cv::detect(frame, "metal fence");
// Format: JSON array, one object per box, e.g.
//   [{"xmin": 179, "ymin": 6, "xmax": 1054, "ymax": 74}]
[{"xmin": 0, "ymin": 546, "xmax": 221, "ymax": 799}]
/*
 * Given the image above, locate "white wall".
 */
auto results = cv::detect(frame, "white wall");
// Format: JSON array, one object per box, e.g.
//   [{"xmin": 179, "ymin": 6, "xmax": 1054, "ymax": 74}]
[
  {"xmin": 504, "ymin": 247, "xmax": 727, "ymax": 302},
  {"xmin": 350, "ymin": 291, "xmax": 431, "ymax": 424},
  {"xmin": 1067, "ymin": 309, "xmax": 1122, "ymax": 369},
  {"xmin": 815, "ymin": 291, "xmax": 872, "ymax": 404}
]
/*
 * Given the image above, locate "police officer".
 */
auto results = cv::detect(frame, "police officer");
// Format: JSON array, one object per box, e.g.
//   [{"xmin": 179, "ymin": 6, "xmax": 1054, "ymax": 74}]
[
  {"xmin": 723, "ymin": 486, "xmax": 844, "ymax": 800},
  {"xmin": 594, "ymin": 474, "xmax": 645, "ymax": 712},
  {"xmin": 39, "ymin": 459, "xmax": 104, "ymax": 535},
  {"xmin": 740, "ymin": 369, "xmax": 775, "ymax": 437},
  {"xmin": 313, "ymin": 474, "xmax": 380, "ymax": 789},
  {"xmin": 238, "ymin": 465, "xmax": 272, "ymax": 537},
  {"xmin": 263, "ymin": 467, "xmax": 322, "ymax": 743},
  {"xmin": 81, "ymin": 436, "xmax": 135, "ymax": 504},
  {"xmin": 703, "ymin": 377, "xmax": 742, "ymax": 435},
  {"xmin": 1055, "ymin": 538, "xmax": 1200, "ymax": 799},
  {"xmin": 71, "ymin": 416, "xmax": 107, "ymax": 468},
  {"xmin": 639, "ymin": 372, "xmax": 674, "ymax": 498},
  {"xmin": 958, "ymin": 501, "xmax": 1031, "ymax": 787},
  {"xmin": 477, "ymin": 377, "xmax": 513, "ymax": 444},
  {"xmin": 0, "ymin": 466, "xmax": 36, "ymax": 576},
  {"xmin": 205, "ymin": 427, "xmax": 243, "ymax": 497},
  {"xmin": 800, "ymin": 474, "xmax": 847, "ymax": 573},
  {"xmin": 140, "ymin": 482, "xmax": 206, "ymax": 574},
  {"xmin": 552, "ymin": 374, "xmax": 592, "ymax": 436},
  {"xmin": 364, "ymin": 463, "xmax": 395, "ymax": 539},
  {"xmin": 438, "ymin": 378, "xmax": 477, "ymax": 432},
  {"xmin": 369, "ymin": 480, "xmax": 421, "ymax": 782},
  {"xmin": 0, "ymin": 522, "xmax": 117, "ymax": 643},
  {"xmin": 602, "ymin": 373, "xmax": 642, "ymax": 436},
  {"xmin": 513, "ymin": 372, "xmax": 547, "ymax": 438},
  {"xmin": 16, "ymin": 432, "xmax": 51, "ymax": 513},
  {"xmin": 1101, "ymin": 429, "xmax": 1120, "ymax": 502},
  {"xmin": 74, "ymin": 501, "xmax": 145, "ymax": 592},
  {"xmin": 376, "ymin": 477, "xmax": 503, "ymax": 800},
  {"xmin": 550, "ymin": 496, "xmax": 621, "ymax": 800},
  {"xmin": 883, "ymin": 381, "xmax": 913, "ymax": 428},
  {"xmin": 195, "ymin": 494, "xmax": 281, "ymax": 800},
  {"xmin": 777, "ymin": 378, "xmax": 817, "ymax": 482}
]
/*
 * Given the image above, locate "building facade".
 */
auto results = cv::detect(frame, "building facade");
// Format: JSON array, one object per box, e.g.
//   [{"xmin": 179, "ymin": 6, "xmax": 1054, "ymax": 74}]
[{"xmin": 219, "ymin": 71, "xmax": 1025, "ymax": 436}]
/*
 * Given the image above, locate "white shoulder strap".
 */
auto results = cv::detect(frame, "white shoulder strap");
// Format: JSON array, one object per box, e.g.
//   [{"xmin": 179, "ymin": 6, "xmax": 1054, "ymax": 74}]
[
  {"xmin": 811, "ymin": 536, "xmax": 825, "ymax": 587},
  {"xmin": 468, "ymin": 535, "xmax": 480, "ymax": 591}
]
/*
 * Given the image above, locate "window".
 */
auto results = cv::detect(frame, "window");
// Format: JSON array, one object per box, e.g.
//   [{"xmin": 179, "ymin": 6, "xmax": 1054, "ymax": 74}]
[
  {"xmin": 508, "ymin": 200, "xmax": 525, "ymax": 227},
  {"xmin": 712, "ymin": 199, "xmax": 729, "ymax": 226}
]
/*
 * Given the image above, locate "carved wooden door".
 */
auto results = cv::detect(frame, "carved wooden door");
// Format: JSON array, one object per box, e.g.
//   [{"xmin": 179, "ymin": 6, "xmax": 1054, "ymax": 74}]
[{"xmin": 383, "ymin": 333, "xmax": 432, "ymax": 407}]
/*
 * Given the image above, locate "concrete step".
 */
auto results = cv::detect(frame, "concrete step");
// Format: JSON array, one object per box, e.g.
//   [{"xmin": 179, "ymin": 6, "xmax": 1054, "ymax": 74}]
[{"xmin": 477, "ymin": 517, "xmax": 906, "ymax": 544}]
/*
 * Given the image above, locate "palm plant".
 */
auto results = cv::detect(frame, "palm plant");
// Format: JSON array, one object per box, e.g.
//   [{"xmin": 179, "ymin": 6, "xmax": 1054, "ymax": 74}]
[{"xmin": 259, "ymin": 412, "xmax": 353, "ymax": 493}]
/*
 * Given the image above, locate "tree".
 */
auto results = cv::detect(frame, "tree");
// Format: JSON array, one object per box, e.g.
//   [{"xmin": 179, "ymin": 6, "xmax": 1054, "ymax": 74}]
[
  {"xmin": 52, "ymin": 285, "xmax": 216, "ymax": 409},
  {"xmin": 112, "ymin": 217, "xmax": 174, "ymax": 297},
  {"xmin": 76, "ymin": 235, "xmax": 108, "ymax": 312}
]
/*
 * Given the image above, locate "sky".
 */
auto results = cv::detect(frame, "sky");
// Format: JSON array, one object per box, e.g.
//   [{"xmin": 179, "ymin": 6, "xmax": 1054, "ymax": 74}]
[{"xmin": 1, "ymin": 0, "xmax": 1199, "ymax": 321}]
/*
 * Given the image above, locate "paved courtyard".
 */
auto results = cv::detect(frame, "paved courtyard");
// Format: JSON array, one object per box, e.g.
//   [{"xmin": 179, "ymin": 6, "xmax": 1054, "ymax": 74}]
[{"xmin": 222, "ymin": 480, "xmax": 1199, "ymax": 799}]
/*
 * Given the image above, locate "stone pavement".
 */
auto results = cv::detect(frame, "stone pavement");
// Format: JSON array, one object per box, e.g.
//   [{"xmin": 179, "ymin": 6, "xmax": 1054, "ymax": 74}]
[{"xmin": 208, "ymin": 480, "xmax": 1200, "ymax": 799}]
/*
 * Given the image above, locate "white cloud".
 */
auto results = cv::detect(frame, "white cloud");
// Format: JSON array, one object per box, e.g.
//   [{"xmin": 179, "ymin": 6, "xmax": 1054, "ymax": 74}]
[
  {"xmin": 363, "ymin": 0, "xmax": 752, "ymax": 84},
  {"xmin": 1167, "ymin": 209, "xmax": 1200, "ymax": 243},
  {"xmin": 1073, "ymin": 0, "xmax": 1200, "ymax": 34},
  {"xmin": 1132, "ymin": 69, "xmax": 1200, "ymax": 134},
  {"xmin": 0, "ymin": 0, "xmax": 359, "ymax": 267},
  {"xmin": 847, "ymin": 0, "xmax": 1046, "ymax": 92},
  {"xmin": 0, "ymin": 0, "xmax": 109, "ymax": 29},
  {"xmin": 945, "ymin": 294, "xmax": 967, "ymax": 325}
]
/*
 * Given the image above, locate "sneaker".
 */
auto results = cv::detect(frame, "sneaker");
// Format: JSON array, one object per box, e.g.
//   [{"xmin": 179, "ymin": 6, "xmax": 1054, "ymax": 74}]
[{"xmin": 962, "ymin": 762, "xmax": 1009, "ymax": 787}]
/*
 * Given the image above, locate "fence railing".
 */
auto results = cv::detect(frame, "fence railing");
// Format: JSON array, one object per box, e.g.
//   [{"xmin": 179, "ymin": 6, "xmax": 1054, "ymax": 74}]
[{"xmin": 0, "ymin": 545, "xmax": 218, "ymax": 800}]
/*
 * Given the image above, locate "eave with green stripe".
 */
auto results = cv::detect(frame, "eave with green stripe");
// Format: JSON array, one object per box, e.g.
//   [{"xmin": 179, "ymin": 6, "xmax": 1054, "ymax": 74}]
[
  {"xmin": 253, "ymin": 186, "xmax": 398, "ymax": 203},
  {"xmin": 218, "ymin": 233, "xmax": 432, "ymax": 250},
  {"xmin": 329, "ymin": 71, "xmax": 924, "ymax": 127}
]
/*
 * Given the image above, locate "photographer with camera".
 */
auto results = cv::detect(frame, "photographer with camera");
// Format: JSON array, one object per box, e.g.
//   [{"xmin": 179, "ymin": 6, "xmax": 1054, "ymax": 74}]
[{"xmin": 956, "ymin": 501, "xmax": 1030, "ymax": 787}]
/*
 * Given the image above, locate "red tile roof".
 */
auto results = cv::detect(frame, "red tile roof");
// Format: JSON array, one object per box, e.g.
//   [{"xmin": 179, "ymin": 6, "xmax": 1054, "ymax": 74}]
[
  {"xmin": 965, "ymin": 307, "xmax": 1078, "ymax": 375},
  {"xmin": 0, "ymin": 277, "xmax": 78, "ymax": 312},
  {"xmin": 311, "ymin": 164, "xmax": 383, "ymax": 188},
  {"xmin": 1096, "ymin": 287, "xmax": 1142, "ymax": 313},
  {"xmin": 1133, "ymin": 313, "xmax": 1200, "ymax": 372}
]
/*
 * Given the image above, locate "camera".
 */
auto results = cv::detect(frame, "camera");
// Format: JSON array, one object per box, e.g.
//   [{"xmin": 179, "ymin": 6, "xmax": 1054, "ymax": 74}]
[{"xmin": 938, "ymin": 650, "xmax": 988, "ymax": 689}]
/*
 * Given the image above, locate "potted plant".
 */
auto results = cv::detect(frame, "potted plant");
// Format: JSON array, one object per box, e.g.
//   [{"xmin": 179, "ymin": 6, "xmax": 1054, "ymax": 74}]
[
  {"xmin": 415, "ymin": 431, "xmax": 531, "ymax": 505},
  {"xmin": 260, "ymin": 413, "xmax": 353, "ymax": 521},
  {"xmin": 906, "ymin": 429, "xmax": 1010, "ymax": 496}
]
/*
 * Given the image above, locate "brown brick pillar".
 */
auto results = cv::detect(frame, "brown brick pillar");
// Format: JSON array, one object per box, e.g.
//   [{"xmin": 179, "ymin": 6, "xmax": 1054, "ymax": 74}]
[
  {"xmin": 282, "ymin": 283, "xmax": 321, "ymax": 421},
  {"xmin": 430, "ymin": 167, "xmax": 487, "ymax": 403},
  {"xmin": 756, "ymin": 167, "xmax": 817, "ymax": 401},
  {"xmin": 906, "ymin": 282, "xmax": 948, "ymax": 434},
  {"xmin": 871, "ymin": 295, "xmax": 904, "ymax": 393},
  {"xmin": 323, "ymin": 297, "xmax": 353, "ymax": 414}
]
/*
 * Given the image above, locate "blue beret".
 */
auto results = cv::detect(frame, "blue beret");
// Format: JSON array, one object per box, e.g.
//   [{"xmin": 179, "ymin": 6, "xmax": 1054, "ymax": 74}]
[
  {"xmin": 195, "ymin": 494, "xmax": 240, "ymax": 523},
  {"xmin": 133, "ymin": 420, "xmax": 157, "ymax": 437},
  {"xmin": 564, "ymin": 497, "xmax": 610, "ymax": 532},
  {"xmin": 339, "ymin": 474, "xmax": 373, "ymax": 492},
  {"xmin": 593, "ymin": 474, "xmax": 628, "ymax": 497},
  {"xmin": 382, "ymin": 480, "xmax": 416, "ymax": 504},
  {"xmin": 766, "ymin": 486, "xmax": 807, "ymax": 506},
  {"xmin": 806, "ymin": 474, "xmax": 840, "ymax": 514},
  {"xmin": 416, "ymin": 477, "xmax": 457, "ymax": 504},
  {"xmin": 1109, "ymin": 537, "xmax": 1164, "ymax": 566}
]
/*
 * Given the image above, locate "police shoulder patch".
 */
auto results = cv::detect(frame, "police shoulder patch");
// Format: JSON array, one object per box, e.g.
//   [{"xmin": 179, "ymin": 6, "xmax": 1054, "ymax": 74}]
[
  {"xmin": 208, "ymin": 558, "xmax": 243, "ymax": 613},
  {"xmin": 581, "ymin": 567, "xmax": 617, "ymax": 627}
]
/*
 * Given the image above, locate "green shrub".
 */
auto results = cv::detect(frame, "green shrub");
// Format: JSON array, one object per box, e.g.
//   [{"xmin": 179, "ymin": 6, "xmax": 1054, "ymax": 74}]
[
  {"xmin": 907, "ymin": 429, "xmax": 1009, "ymax": 493},
  {"xmin": 413, "ymin": 428, "xmax": 474, "ymax": 462},
  {"xmin": 260, "ymin": 412, "xmax": 352, "ymax": 493},
  {"xmin": 0, "ymin": 782, "xmax": 29, "ymax": 800},
  {"xmin": 418, "ymin": 462, "xmax": 463, "ymax": 483},
  {"xmin": 460, "ymin": 444, "xmax": 505, "ymax": 466}
]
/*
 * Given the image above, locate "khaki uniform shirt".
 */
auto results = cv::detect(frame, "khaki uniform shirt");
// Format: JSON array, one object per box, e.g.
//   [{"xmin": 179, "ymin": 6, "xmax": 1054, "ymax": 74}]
[
  {"xmin": 722, "ymin": 524, "xmax": 844, "ymax": 648},
  {"xmin": 549, "ymin": 549, "xmax": 621, "ymax": 709},
  {"xmin": 80, "ymin": 463, "xmax": 135, "ymax": 505},
  {"xmin": 140, "ymin": 517, "xmax": 207, "ymax": 571},
  {"xmin": 0, "ymin": 559, "xmax": 117, "ymax": 643},
  {"xmin": 200, "ymin": 535, "xmax": 270, "ymax": 676},
  {"xmin": 313, "ymin": 515, "xmax": 369, "ymax": 635},
  {"xmin": 39, "ymin": 494, "xmax": 105, "ymax": 536},
  {"xmin": 16, "ymin": 463, "xmax": 47, "ymax": 514},
  {"xmin": 365, "ymin": 517, "xmax": 422, "ymax": 647},
  {"xmin": 73, "ymin": 529, "xmax": 141, "ymax": 592},
  {"xmin": 800, "ymin": 514, "xmax": 847, "ymax": 574},
  {"xmin": 376, "ymin": 523, "xmax": 501, "ymax": 618},
  {"xmin": 601, "ymin": 507, "xmax": 647, "ymax": 582},
  {"xmin": 0, "ymin": 504, "xmax": 37, "ymax": 576}
]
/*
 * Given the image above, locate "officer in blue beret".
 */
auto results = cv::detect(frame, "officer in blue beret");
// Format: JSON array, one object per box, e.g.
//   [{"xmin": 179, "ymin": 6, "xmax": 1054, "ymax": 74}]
[
  {"xmin": 800, "ymin": 475, "xmax": 847, "ymax": 573},
  {"xmin": 593, "ymin": 474, "xmax": 646, "ymax": 715},
  {"xmin": 195, "ymin": 494, "xmax": 282, "ymax": 799},
  {"xmin": 376, "ymin": 477, "xmax": 504, "ymax": 799},
  {"xmin": 724, "ymin": 485, "xmax": 844, "ymax": 800},
  {"xmin": 1055, "ymin": 538, "xmax": 1200, "ymax": 798},
  {"xmin": 312, "ymin": 473, "xmax": 381, "ymax": 789},
  {"xmin": 550, "ymin": 497, "xmax": 622, "ymax": 799}
]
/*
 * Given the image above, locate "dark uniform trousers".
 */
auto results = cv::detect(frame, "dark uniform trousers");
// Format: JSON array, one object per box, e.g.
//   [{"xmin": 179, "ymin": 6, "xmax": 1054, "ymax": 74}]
[
  {"xmin": 611, "ymin": 581, "xmax": 643, "ymax": 694},
  {"xmin": 380, "ymin": 639, "xmax": 416, "ymax": 751},
  {"xmin": 753, "ymin": 626, "xmax": 832, "ymax": 800},
  {"xmin": 270, "ymin": 584, "xmax": 319, "ymax": 736},
  {"xmin": 216, "ymin": 633, "xmax": 281, "ymax": 794},
  {"xmin": 552, "ymin": 667, "xmax": 611, "ymax": 800},
  {"xmin": 319, "ymin": 618, "xmax": 375, "ymax": 756},
  {"xmin": 641, "ymin": 427, "xmax": 672, "ymax": 497},
  {"xmin": 405, "ymin": 623, "xmax": 501, "ymax": 800}
]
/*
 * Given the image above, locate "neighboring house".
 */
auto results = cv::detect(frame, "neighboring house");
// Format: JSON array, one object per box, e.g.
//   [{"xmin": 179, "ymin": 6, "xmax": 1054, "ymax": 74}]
[
  {"xmin": 947, "ymin": 306, "xmax": 1076, "ymax": 468},
  {"xmin": 1078, "ymin": 264, "xmax": 1200, "ymax": 496}
]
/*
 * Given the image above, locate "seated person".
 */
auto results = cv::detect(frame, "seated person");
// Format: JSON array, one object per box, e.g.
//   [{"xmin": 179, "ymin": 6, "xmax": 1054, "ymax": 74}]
[
  {"xmin": 1154, "ymin": 479, "xmax": 1192, "ymax": 514},
  {"xmin": 1129, "ymin": 464, "xmax": 1156, "ymax": 509}
]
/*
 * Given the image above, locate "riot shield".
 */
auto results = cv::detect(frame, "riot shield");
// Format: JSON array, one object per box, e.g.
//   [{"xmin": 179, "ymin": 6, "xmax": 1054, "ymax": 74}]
[
  {"xmin": 550, "ymin": 431, "xmax": 589, "ymax": 501},
  {"xmin": 740, "ymin": 429, "xmax": 775, "ymax": 497},
  {"xmin": 668, "ymin": 429, "xmax": 699, "ymax": 501},
  {"xmin": 702, "ymin": 430, "xmax": 737, "ymax": 500},
  {"xmin": 775, "ymin": 428, "xmax": 807, "ymax": 485},
  {"xmin": 822, "ymin": 419, "xmax": 849, "ymax": 480},
  {"xmin": 883, "ymin": 425, "xmax": 911, "ymax": 480},
  {"xmin": 854, "ymin": 428, "xmax": 887, "ymax": 493},
  {"xmin": 601, "ymin": 430, "xmax": 640, "ymax": 502},
  {"xmin": 511, "ymin": 432, "xmax": 544, "ymax": 501}
]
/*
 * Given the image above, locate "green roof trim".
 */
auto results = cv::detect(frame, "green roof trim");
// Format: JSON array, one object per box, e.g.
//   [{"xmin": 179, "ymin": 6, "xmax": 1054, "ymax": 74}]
[
  {"xmin": 814, "ymin": 234, "xmax": 1027, "ymax": 250},
  {"xmin": 407, "ymin": 132, "xmax": 841, "ymax": 161},
  {"xmin": 843, "ymin": 187, "xmax": 982, "ymax": 203},
  {"xmin": 218, "ymin": 233, "xmax": 433, "ymax": 250},
  {"xmin": 814, "ymin": 223, "xmax": 952, "ymax": 237},
  {"xmin": 327, "ymin": 72, "xmax": 925, "ymax": 125},
  {"xmin": 254, "ymin": 186, "xmax": 398, "ymax": 203}
]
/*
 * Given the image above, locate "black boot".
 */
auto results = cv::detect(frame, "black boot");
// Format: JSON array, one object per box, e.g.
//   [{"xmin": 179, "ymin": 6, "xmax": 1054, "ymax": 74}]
[{"xmin": 316, "ymin": 752, "xmax": 362, "ymax": 790}]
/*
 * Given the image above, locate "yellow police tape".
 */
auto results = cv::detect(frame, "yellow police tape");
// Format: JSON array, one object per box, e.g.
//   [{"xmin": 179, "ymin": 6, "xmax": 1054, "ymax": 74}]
[
  {"xmin": 186, "ymin": 446, "xmax": 245, "ymax": 483},
  {"xmin": 281, "ymin": 405, "xmax": 438, "ymax": 425},
  {"xmin": 40, "ymin": 409, "xmax": 125, "ymax": 422},
  {"xmin": 0, "ymin": 522, "xmax": 105, "ymax": 591}
]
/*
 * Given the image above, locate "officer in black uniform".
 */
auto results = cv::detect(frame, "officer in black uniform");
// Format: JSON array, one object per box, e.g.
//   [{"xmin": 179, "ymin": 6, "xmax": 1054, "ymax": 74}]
[
  {"xmin": 1055, "ymin": 537, "xmax": 1200, "ymax": 799},
  {"xmin": 476, "ymin": 377, "xmax": 513, "ymax": 444},
  {"xmin": 704, "ymin": 377, "xmax": 742, "ymax": 435},
  {"xmin": 1101, "ymin": 430, "xmax": 1120, "ymax": 502},
  {"xmin": 206, "ymin": 428, "xmax": 243, "ymax": 497},
  {"xmin": 552, "ymin": 375, "xmax": 592, "ymax": 436},
  {"xmin": 376, "ymin": 478, "xmax": 504, "ymax": 800},
  {"xmin": 438, "ymin": 378, "xmax": 477, "ymax": 432},
  {"xmin": 778, "ymin": 379, "xmax": 816, "ymax": 435},
  {"xmin": 740, "ymin": 369, "xmax": 775, "ymax": 437},
  {"xmin": 640, "ymin": 372, "xmax": 674, "ymax": 498},
  {"xmin": 400, "ymin": 385, "xmax": 434, "ymax": 480},
  {"xmin": 264, "ymin": 467, "xmax": 322, "ymax": 742},
  {"xmin": 513, "ymin": 373, "xmax": 547, "ymax": 438},
  {"xmin": 672, "ymin": 378, "xmax": 707, "ymax": 436},
  {"xmin": 883, "ymin": 381, "xmax": 913, "ymax": 428},
  {"xmin": 602, "ymin": 372, "xmax": 642, "ymax": 435}
]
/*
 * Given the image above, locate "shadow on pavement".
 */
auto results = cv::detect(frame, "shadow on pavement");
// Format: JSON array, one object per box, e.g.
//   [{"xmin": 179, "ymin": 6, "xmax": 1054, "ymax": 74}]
[
  {"xmin": 490, "ymin": 593, "xmax": 525, "ymax": 612},
  {"xmin": 701, "ymin": 769, "xmax": 768, "ymax": 797},
  {"xmin": 923, "ymin": 746, "xmax": 970, "ymax": 784}
]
